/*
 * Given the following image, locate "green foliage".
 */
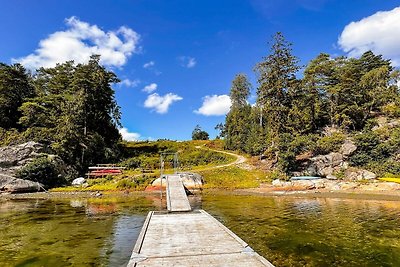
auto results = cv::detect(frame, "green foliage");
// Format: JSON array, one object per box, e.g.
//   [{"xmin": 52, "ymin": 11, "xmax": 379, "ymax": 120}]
[
  {"xmin": 0, "ymin": 63, "xmax": 34, "ymax": 129},
  {"xmin": 222, "ymin": 33, "xmax": 400, "ymax": 175},
  {"xmin": 197, "ymin": 166, "xmax": 263, "ymax": 189},
  {"xmin": 1, "ymin": 56, "xmax": 122, "ymax": 175},
  {"xmin": 192, "ymin": 125, "xmax": 209, "ymax": 140},
  {"xmin": 349, "ymin": 128, "xmax": 400, "ymax": 176},
  {"xmin": 230, "ymin": 73, "xmax": 251, "ymax": 109},
  {"xmin": 119, "ymin": 140, "xmax": 235, "ymax": 171},
  {"xmin": 314, "ymin": 132, "xmax": 345, "ymax": 155},
  {"xmin": 116, "ymin": 178, "xmax": 137, "ymax": 189},
  {"xmin": 16, "ymin": 156, "xmax": 64, "ymax": 188},
  {"xmin": 265, "ymin": 170, "xmax": 288, "ymax": 181}
]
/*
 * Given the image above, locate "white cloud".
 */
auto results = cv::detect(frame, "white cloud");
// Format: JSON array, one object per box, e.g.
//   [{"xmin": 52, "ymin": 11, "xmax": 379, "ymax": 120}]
[
  {"xmin": 14, "ymin": 16, "xmax": 140, "ymax": 70},
  {"xmin": 120, "ymin": 79, "xmax": 140, "ymax": 88},
  {"xmin": 338, "ymin": 7, "xmax": 400, "ymax": 66},
  {"xmin": 195, "ymin": 94, "xmax": 231, "ymax": 116},
  {"xmin": 143, "ymin": 61, "xmax": 155, "ymax": 69},
  {"xmin": 178, "ymin": 56, "xmax": 196, "ymax": 68},
  {"xmin": 119, "ymin": 127, "xmax": 140, "ymax": 141},
  {"xmin": 144, "ymin": 93, "xmax": 183, "ymax": 114},
  {"xmin": 142, "ymin": 83, "xmax": 158, "ymax": 93}
]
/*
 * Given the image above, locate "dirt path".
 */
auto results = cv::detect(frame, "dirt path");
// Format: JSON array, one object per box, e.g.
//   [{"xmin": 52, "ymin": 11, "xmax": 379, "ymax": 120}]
[{"xmin": 194, "ymin": 146, "xmax": 248, "ymax": 171}]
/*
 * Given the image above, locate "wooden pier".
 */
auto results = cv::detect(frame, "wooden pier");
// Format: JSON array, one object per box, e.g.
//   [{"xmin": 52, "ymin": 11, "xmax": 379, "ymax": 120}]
[
  {"xmin": 128, "ymin": 174, "xmax": 274, "ymax": 266},
  {"xmin": 165, "ymin": 174, "xmax": 192, "ymax": 212}
]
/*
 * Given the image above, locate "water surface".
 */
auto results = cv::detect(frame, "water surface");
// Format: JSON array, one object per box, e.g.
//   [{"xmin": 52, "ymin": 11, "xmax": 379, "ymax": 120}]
[
  {"xmin": 0, "ymin": 195, "xmax": 158, "ymax": 266},
  {"xmin": 1, "ymin": 193, "xmax": 400, "ymax": 267},
  {"xmin": 202, "ymin": 193, "xmax": 400, "ymax": 267}
]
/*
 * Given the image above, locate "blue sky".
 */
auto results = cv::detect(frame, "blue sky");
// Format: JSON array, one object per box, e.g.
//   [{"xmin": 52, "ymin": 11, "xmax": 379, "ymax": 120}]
[{"xmin": 1, "ymin": 0, "xmax": 400, "ymax": 140}]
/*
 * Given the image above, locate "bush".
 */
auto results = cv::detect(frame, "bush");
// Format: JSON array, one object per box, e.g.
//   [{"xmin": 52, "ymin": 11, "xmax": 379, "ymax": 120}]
[
  {"xmin": 314, "ymin": 132, "xmax": 345, "ymax": 155},
  {"xmin": 16, "ymin": 156, "xmax": 64, "ymax": 188},
  {"xmin": 116, "ymin": 178, "xmax": 136, "ymax": 189}
]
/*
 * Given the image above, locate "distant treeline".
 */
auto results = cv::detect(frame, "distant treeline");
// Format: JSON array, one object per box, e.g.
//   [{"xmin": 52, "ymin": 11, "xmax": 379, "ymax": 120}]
[
  {"xmin": 222, "ymin": 32, "xmax": 400, "ymax": 175},
  {"xmin": 0, "ymin": 55, "xmax": 121, "ymax": 174}
]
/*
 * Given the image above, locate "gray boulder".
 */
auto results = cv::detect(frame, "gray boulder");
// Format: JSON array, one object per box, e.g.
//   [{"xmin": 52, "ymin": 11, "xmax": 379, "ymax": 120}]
[
  {"xmin": 345, "ymin": 169, "xmax": 376, "ymax": 181},
  {"xmin": 0, "ymin": 141, "xmax": 66, "ymax": 193},
  {"xmin": 0, "ymin": 141, "xmax": 47, "ymax": 176},
  {"xmin": 307, "ymin": 152, "xmax": 345, "ymax": 177},
  {"xmin": 0, "ymin": 174, "xmax": 43, "ymax": 193},
  {"xmin": 152, "ymin": 172, "xmax": 204, "ymax": 190},
  {"xmin": 340, "ymin": 140, "xmax": 357, "ymax": 156},
  {"xmin": 72, "ymin": 177, "xmax": 86, "ymax": 186},
  {"xmin": 179, "ymin": 172, "xmax": 203, "ymax": 189}
]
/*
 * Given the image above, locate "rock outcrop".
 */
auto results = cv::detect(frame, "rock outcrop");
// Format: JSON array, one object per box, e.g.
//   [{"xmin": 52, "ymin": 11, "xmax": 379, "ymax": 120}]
[
  {"xmin": 272, "ymin": 178, "xmax": 400, "ymax": 191},
  {"xmin": 302, "ymin": 139, "xmax": 377, "ymax": 181},
  {"xmin": 0, "ymin": 142, "xmax": 47, "ymax": 176},
  {"xmin": 0, "ymin": 174, "xmax": 42, "ymax": 193},
  {"xmin": 0, "ymin": 142, "xmax": 65, "ymax": 193}
]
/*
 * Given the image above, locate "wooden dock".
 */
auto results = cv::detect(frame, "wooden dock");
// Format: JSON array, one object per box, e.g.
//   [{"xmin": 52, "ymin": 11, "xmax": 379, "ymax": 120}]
[
  {"xmin": 127, "ymin": 174, "xmax": 274, "ymax": 266},
  {"xmin": 166, "ymin": 174, "xmax": 191, "ymax": 212}
]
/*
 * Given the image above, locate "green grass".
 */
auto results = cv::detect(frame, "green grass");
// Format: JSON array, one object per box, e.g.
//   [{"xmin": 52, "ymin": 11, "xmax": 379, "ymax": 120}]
[
  {"xmin": 196, "ymin": 166, "xmax": 267, "ymax": 189},
  {"xmin": 51, "ymin": 173, "xmax": 156, "ymax": 192}
]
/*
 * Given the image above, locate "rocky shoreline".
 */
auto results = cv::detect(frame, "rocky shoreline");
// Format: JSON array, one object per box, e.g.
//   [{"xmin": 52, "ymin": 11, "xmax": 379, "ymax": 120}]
[{"xmin": 2, "ymin": 182, "xmax": 400, "ymax": 202}]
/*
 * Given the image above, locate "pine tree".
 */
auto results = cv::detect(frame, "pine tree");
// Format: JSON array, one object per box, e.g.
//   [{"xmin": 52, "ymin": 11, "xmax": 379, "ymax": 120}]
[{"xmin": 255, "ymin": 32, "xmax": 300, "ymax": 139}]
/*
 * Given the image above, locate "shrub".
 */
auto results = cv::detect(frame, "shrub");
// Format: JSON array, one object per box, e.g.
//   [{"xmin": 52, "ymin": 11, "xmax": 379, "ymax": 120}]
[
  {"xmin": 314, "ymin": 132, "xmax": 345, "ymax": 155},
  {"xmin": 382, "ymin": 102, "xmax": 400, "ymax": 118},
  {"xmin": 116, "ymin": 178, "xmax": 136, "ymax": 189},
  {"xmin": 16, "ymin": 156, "xmax": 64, "ymax": 188}
]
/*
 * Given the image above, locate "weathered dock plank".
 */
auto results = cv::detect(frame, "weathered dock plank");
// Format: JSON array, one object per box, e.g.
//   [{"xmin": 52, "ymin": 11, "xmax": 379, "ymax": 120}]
[
  {"xmin": 128, "ymin": 210, "xmax": 274, "ymax": 267},
  {"xmin": 166, "ymin": 175, "xmax": 191, "ymax": 212}
]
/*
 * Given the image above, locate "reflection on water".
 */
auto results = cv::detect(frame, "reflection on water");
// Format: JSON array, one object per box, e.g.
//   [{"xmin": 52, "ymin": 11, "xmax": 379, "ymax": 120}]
[
  {"xmin": 107, "ymin": 215, "xmax": 144, "ymax": 267},
  {"xmin": 1, "ymin": 193, "xmax": 400, "ymax": 266},
  {"xmin": 203, "ymin": 194, "xmax": 400, "ymax": 267},
  {"xmin": 0, "ymin": 195, "xmax": 156, "ymax": 267}
]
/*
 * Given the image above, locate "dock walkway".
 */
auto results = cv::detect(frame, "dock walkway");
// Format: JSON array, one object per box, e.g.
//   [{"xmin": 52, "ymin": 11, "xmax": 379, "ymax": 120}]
[
  {"xmin": 128, "ymin": 174, "xmax": 274, "ymax": 266},
  {"xmin": 165, "ymin": 174, "xmax": 191, "ymax": 212}
]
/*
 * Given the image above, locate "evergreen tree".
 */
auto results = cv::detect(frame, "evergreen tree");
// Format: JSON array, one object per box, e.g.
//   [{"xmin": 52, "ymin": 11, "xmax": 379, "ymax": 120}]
[
  {"xmin": 255, "ymin": 32, "xmax": 300, "ymax": 139},
  {"xmin": 19, "ymin": 55, "xmax": 122, "ymax": 171},
  {"xmin": 224, "ymin": 74, "xmax": 252, "ymax": 151},
  {"xmin": 0, "ymin": 63, "xmax": 34, "ymax": 129},
  {"xmin": 192, "ymin": 125, "xmax": 209, "ymax": 140}
]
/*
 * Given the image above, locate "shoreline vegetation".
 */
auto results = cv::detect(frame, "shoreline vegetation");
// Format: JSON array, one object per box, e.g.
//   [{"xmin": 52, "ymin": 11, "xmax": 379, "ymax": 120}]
[
  {"xmin": 2, "ymin": 188, "xmax": 400, "ymax": 203},
  {"xmin": 1, "ymin": 33, "xmax": 400, "ymax": 197}
]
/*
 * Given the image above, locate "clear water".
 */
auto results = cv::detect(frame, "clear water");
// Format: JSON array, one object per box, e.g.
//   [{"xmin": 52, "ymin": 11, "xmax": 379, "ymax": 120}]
[
  {"xmin": 202, "ymin": 193, "xmax": 400, "ymax": 267},
  {"xmin": 0, "ymin": 195, "xmax": 158, "ymax": 267},
  {"xmin": 1, "ymin": 193, "xmax": 400, "ymax": 267}
]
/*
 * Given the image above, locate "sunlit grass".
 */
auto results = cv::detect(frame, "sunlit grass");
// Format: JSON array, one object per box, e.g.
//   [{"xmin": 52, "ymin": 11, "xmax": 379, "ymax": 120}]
[{"xmin": 196, "ymin": 166, "xmax": 266, "ymax": 189}]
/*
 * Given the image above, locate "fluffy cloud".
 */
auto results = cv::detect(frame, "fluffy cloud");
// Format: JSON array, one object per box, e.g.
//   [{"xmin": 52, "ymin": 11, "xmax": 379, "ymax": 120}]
[
  {"xmin": 143, "ymin": 61, "xmax": 155, "ymax": 69},
  {"xmin": 119, "ymin": 127, "xmax": 140, "ymax": 141},
  {"xmin": 14, "ymin": 16, "xmax": 140, "ymax": 69},
  {"xmin": 178, "ymin": 56, "xmax": 196, "ymax": 68},
  {"xmin": 195, "ymin": 94, "xmax": 231, "ymax": 116},
  {"xmin": 144, "ymin": 93, "xmax": 183, "ymax": 114},
  {"xmin": 120, "ymin": 79, "xmax": 140, "ymax": 88},
  {"xmin": 338, "ymin": 7, "xmax": 400, "ymax": 66},
  {"xmin": 142, "ymin": 83, "xmax": 158, "ymax": 93}
]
